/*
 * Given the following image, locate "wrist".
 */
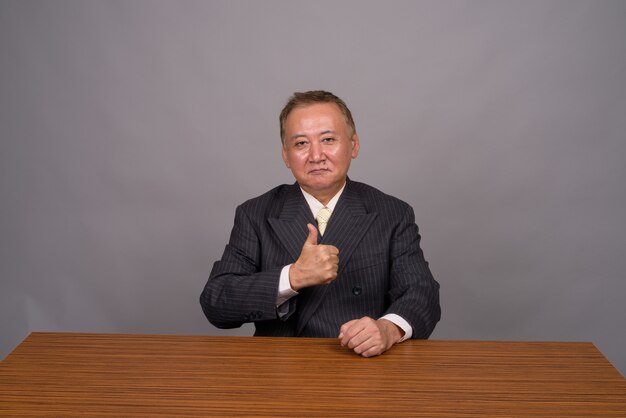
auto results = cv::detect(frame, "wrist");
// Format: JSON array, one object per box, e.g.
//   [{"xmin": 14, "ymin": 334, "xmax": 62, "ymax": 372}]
[
  {"xmin": 378, "ymin": 318, "xmax": 404, "ymax": 345},
  {"xmin": 288, "ymin": 263, "xmax": 303, "ymax": 291}
]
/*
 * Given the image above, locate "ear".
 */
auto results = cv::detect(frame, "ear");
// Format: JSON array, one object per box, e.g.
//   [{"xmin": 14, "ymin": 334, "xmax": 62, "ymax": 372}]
[
  {"xmin": 282, "ymin": 145, "xmax": 290, "ymax": 168},
  {"xmin": 350, "ymin": 133, "xmax": 360, "ymax": 159}
]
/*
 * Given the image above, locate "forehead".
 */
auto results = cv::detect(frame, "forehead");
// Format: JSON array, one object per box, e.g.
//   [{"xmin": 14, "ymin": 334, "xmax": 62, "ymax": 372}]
[{"xmin": 284, "ymin": 103, "xmax": 348, "ymax": 132}]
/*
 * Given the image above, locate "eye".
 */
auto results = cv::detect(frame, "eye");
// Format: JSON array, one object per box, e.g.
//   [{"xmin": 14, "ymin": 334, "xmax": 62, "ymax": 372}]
[
  {"xmin": 294, "ymin": 140, "xmax": 308, "ymax": 148},
  {"xmin": 321, "ymin": 137, "xmax": 336, "ymax": 143}
]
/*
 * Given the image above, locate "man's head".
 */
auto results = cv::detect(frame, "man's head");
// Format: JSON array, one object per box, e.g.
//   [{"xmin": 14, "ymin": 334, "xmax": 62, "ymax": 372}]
[
  {"xmin": 280, "ymin": 90, "xmax": 360, "ymax": 205},
  {"xmin": 279, "ymin": 90, "xmax": 356, "ymax": 145}
]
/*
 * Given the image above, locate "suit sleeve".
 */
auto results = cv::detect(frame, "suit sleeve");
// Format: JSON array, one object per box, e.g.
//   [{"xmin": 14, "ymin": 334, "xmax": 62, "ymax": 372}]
[
  {"xmin": 385, "ymin": 205, "xmax": 441, "ymax": 338},
  {"xmin": 199, "ymin": 205, "xmax": 283, "ymax": 329}
]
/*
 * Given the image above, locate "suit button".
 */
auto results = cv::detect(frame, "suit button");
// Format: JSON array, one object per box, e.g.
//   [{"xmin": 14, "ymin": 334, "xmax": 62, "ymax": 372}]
[{"xmin": 352, "ymin": 286, "xmax": 362, "ymax": 296}]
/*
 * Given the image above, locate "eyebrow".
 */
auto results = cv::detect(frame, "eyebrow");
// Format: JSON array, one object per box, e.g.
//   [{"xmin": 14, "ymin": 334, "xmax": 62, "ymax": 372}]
[{"xmin": 288, "ymin": 130, "xmax": 337, "ymax": 141}]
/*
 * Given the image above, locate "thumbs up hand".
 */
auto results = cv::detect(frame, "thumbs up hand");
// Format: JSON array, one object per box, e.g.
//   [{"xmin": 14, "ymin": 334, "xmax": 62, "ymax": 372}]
[{"xmin": 289, "ymin": 223, "xmax": 339, "ymax": 291}]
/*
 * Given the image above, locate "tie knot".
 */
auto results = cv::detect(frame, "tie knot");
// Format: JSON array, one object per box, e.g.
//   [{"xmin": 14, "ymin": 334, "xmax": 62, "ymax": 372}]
[
  {"xmin": 316, "ymin": 207, "xmax": 332, "ymax": 223},
  {"xmin": 316, "ymin": 207, "xmax": 332, "ymax": 235}
]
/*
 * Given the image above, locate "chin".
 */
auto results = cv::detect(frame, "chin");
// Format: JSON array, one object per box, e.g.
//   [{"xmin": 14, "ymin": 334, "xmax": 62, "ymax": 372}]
[{"xmin": 307, "ymin": 179, "xmax": 340, "ymax": 191}]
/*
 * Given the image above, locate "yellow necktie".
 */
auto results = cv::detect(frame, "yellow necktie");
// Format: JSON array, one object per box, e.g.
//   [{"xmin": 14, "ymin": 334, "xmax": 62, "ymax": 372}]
[{"xmin": 316, "ymin": 207, "xmax": 332, "ymax": 236}]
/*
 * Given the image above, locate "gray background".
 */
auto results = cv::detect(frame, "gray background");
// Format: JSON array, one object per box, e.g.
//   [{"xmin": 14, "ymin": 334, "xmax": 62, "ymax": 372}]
[{"xmin": 1, "ymin": 0, "xmax": 625, "ymax": 375}]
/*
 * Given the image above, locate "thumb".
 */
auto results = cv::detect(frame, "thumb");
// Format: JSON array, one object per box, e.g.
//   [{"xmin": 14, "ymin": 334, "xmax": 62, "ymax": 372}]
[{"xmin": 304, "ymin": 223, "xmax": 318, "ymax": 246}]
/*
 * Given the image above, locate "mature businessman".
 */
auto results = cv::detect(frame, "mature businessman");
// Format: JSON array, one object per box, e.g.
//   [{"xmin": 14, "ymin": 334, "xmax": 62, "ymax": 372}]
[{"xmin": 200, "ymin": 90, "xmax": 440, "ymax": 357}]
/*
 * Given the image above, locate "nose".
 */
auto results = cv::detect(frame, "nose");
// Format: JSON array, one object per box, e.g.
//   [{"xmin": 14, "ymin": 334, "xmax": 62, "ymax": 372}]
[{"xmin": 308, "ymin": 141, "xmax": 326, "ymax": 163}]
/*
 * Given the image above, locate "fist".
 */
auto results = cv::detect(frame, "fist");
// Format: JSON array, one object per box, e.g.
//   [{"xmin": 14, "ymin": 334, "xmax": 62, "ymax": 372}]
[{"xmin": 338, "ymin": 317, "xmax": 403, "ymax": 357}]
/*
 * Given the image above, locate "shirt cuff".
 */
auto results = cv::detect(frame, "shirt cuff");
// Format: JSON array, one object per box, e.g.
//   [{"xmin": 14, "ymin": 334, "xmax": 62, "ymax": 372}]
[
  {"xmin": 381, "ymin": 314, "xmax": 413, "ymax": 342},
  {"xmin": 276, "ymin": 264, "xmax": 299, "ymax": 306}
]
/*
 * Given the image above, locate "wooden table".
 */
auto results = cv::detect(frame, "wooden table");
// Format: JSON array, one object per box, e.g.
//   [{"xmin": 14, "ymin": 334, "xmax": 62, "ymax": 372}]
[{"xmin": 1, "ymin": 333, "xmax": 625, "ymax": 417}]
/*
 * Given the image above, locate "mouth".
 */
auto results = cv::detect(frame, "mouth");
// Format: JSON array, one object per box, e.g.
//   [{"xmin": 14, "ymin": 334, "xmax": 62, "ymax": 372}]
[{"xmin": 308, "ymin": 168, "xmax": 330, "ymax": 175}]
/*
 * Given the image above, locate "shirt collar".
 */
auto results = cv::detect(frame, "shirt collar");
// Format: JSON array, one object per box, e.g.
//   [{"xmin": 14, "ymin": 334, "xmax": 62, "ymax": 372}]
[{"xmin": 300, "ymin": 183, "xmax": 346, "ymax": 218}]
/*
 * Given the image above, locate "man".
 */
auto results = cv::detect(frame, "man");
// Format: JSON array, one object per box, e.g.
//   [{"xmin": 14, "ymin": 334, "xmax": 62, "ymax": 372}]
[{"xmin": 200, "ymin": 90, "xmax": 440, "ymax": 357}]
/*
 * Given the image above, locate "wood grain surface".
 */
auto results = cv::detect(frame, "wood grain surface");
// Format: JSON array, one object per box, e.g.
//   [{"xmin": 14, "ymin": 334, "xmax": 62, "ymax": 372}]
[{"xmin": 1, "ymin": 332, "xmax": 625, "ymax": 417}]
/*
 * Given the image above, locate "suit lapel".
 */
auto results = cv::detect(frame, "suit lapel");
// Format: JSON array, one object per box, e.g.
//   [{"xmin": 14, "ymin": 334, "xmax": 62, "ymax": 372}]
[
  {"xmin": 267, "ymin": 183, "xmax": 315, "ymax": 262},
  {"xmin": 296, "ymin": 181, "xmax": 378, "ymax": 335}
]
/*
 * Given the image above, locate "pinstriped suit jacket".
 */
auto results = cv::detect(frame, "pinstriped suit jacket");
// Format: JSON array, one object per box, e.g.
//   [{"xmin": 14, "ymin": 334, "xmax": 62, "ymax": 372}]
[{"xmin": 200, "ymin": 179, "xmax": 440, "ymax": 339}]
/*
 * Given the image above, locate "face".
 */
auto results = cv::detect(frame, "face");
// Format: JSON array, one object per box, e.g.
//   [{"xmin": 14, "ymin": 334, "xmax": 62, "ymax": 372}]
[{"xmin": 282, "ymin": 102, "xmax": 360, "ymax": 204}]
